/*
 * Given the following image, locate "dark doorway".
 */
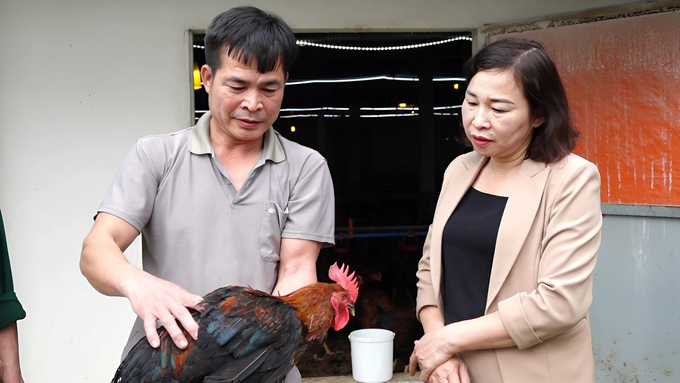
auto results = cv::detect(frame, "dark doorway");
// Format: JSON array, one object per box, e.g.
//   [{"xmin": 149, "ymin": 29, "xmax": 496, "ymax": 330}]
[{"xmin": 192, "ymin": 31, "xmax": 473, "ymax": 376}]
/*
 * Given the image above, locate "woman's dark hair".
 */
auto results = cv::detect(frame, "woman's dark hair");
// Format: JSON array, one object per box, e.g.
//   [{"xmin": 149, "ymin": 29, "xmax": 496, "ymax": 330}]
[
  {"xmin": 463, "ymin": 37, "xmax": 578, "ymax": 164},
  {"xmin": 204, "ymin": 6, "xmax": 299, "ymax": 74}
]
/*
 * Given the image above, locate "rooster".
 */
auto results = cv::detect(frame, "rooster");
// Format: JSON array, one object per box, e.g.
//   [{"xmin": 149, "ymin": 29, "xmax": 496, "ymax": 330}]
[{"xmin": 112, "ymin": 263, "xmax": 358, "ymax": 383}]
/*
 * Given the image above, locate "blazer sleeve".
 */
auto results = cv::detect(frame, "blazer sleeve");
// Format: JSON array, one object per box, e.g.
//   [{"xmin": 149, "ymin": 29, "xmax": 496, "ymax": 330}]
[
  {"xmin": 416, "ymin": 225, "xmax": 438, "ymax": 320},
  {"xmin": 415, "ymin": 158, "xmax": 461, "ymax": 321},
  {"xmin": 498, "ymin": 157, "xmax": 602, "ymax": 349}
]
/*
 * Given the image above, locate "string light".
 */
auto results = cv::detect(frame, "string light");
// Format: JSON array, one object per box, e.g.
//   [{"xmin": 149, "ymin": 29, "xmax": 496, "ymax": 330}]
[
  {"xmin": 280, "ymin": 107, "xmax": 349, "ymax": 112},
  {"xmin": 360, "ymin": 106, "xmax": 418, "ymax": 111},
  {"xmin": 279, "ymin": 114, "xmax": 349, "ymax": 118},
  {"xmin": 296, "ymin": 36, "xmax": 472, "ymax": 51},
  {"xmin": 195, "ymin": 105, "xmax": 460, "ymax": 120},
  {"xmin": 361, "ymin": 113, "xmax": 419, "ymax": 118},
  {"xmin": 279, "ymin": 114, "xmax": 319, "ymax": 118},
  {"xmin": 193, "ymin": 36, "xmax": 471, "ymax": 52},
  {"xmin": 188, "ymin": 52, "xmax": 465, "ymax": 86},
  {"xmin": 360, "ymin": 105, "xmax": 461, "ymax": 111},
  {"xmin": 286, "ymin": 75, "xmax": 465, "ymax": 86},
  {"xmin": 287, "ymin": 75, "xmax": 414, "ymax": 85},
  {"xmin": 433, "ymin": 77, "xmax": 466, "ymax": 82},
  {"xmin": 196, "ymin": 112, "xmax": 454, "ymax": 120}
]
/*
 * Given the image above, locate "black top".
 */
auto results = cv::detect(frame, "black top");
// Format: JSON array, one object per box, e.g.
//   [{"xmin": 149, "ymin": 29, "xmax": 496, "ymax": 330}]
[{"xmin": 442, "ymin": 187, "xmax": 507, "ymax": 325}]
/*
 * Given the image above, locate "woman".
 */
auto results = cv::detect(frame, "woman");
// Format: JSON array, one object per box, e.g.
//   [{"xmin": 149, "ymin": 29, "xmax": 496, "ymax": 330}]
[{"xmin": 409, "ymin": 38, "xmax": 602, "ymax": 383}]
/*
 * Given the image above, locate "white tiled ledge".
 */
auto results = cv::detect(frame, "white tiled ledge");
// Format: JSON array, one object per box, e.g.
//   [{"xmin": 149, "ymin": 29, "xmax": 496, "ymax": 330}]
[{"xmin": 303, "ymin": 372, "xmax": 422, "ymax": 383}]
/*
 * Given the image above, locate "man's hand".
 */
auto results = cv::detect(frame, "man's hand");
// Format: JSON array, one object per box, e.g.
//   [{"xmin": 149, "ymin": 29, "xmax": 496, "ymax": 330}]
[
  {"xmin": 121, "ymin": 274, "xmax": 203, "ymax": 349},
  {"xmin": 424, "ymin": 356, "xmax": 469, "ymax": 383},
  {"xmin": 81, "ymin": 213, "xmax": 202, "ymax": 349}
]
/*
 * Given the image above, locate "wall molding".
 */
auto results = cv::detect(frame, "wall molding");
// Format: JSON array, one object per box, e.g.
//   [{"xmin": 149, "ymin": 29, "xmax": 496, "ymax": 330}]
[
  {"xmin": 481, "ymin": 0, "xmax": 680, "ymax": 42},
  {"xmin": 602, "ymin": 203, "xmax": 680, "ymax": 218}
]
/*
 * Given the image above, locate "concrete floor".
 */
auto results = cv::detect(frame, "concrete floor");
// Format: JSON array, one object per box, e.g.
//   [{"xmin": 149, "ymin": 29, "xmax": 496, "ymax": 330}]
[{"xmin": 302, "ymin": 372, "xmax": 422, "ymax": 383}]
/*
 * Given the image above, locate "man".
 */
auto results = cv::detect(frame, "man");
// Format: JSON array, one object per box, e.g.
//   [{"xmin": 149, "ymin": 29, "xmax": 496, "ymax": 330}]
[{"xmin": 80, "ymin": 6, "xmax": 334, "ymax": 382}]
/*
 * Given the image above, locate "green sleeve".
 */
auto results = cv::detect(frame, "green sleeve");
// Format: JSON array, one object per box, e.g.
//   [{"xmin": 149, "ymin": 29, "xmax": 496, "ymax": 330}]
[{"xmin": 0, "ymin": 209, "xmax": 26, "ymax": 329}]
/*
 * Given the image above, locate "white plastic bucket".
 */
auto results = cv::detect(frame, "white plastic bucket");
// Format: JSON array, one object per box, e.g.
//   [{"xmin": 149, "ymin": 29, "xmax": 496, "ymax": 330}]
[{"xmin": 348, "ymin": 329, "xmax": 395, "ymax": 383}]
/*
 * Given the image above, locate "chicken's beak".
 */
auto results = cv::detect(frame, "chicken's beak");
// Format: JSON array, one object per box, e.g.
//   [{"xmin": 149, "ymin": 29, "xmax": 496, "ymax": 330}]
[{"xmin": 348, "ymin": 303, "xmax": 355, "ymax": 317}]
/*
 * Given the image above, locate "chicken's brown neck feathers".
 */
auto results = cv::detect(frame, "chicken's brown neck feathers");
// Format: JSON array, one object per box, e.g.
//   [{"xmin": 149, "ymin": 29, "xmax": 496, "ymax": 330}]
[{"xmin": 280, "ymin": 283, "xmax": 343, "ymax": 340}]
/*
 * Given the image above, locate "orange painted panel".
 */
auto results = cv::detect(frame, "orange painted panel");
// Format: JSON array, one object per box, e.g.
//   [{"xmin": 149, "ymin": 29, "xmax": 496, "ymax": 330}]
[{"xmin": 497, "ymin": 11, "xmax": 680, "ymax": 205}]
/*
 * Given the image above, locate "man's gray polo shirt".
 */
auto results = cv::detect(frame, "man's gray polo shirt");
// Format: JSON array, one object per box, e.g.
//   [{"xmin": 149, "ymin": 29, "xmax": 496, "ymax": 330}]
[{"xmin": 98, "ymin": 111, "xmax": 335, "ymax": 356}]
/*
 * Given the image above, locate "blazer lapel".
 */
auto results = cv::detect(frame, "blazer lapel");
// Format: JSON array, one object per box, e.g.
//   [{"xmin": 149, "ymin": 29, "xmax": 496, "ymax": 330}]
[
  {"xmin": 431, "ymin": 154, "xmax": 487, "ymax": 300},
  {"xmin": 485, "ymin": 159, "xmax": 550, "ymax": 312}
]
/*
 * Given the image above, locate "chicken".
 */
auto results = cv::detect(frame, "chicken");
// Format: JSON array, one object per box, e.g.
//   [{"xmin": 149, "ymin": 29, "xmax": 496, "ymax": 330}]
[
  {"xmin": 112, "ymin": 263, "xmax": 358, "ymax": 383},
  {"xmin": 355, "ymin": 271, "xmax": 394, "ymax": 329}
]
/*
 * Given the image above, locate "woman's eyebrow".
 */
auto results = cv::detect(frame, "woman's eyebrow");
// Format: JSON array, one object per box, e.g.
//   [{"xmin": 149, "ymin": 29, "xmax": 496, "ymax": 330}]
[
  {"xmin": 466, "ymin": 90, "xmax": 515, "ymax": 104},
  {"xmin": 490, "ymin": 97, "xmax": 515, "ymax": 105}
]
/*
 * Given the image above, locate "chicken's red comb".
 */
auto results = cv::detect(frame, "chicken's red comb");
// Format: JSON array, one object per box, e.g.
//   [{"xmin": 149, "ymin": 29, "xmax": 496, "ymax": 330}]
[{"xmin": 328, "ymin": 262, "xmax": 359, "ymax": 302}]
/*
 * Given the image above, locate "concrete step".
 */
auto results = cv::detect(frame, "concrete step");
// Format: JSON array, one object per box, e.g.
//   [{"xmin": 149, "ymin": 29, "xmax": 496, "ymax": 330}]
[{"xmin": 302, "ymin": 372, "xmax": 422, "ymax": 383}]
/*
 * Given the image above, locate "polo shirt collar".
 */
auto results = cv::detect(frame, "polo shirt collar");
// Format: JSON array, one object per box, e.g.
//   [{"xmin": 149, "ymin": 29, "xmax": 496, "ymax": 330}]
[
  {"xmin": 262, "ymin": 126, "xmax": 286, "ymax": 163},
  {"xmin": 188, "ymin": 112, "xmax": 213, "ymax": 154},
  {"xmin": 188, "ymin": 111, "xmax": 286, "ymax": 163}
]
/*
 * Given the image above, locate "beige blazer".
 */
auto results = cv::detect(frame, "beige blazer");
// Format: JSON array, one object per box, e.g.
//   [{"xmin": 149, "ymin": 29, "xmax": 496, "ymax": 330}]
[{"xmin": 416, "ymin": 151, "xmax": 602, "ymax": 383}]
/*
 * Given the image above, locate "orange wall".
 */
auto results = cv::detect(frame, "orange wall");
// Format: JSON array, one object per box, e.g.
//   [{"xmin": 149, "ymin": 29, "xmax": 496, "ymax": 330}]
[{"xmin": 498, "ymin": 11, "xmax": 680, "ymax": 206}]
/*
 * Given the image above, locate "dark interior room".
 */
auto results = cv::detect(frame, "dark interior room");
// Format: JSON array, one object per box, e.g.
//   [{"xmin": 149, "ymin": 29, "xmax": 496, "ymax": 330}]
[{"xmin": 192, "ymin": 31, "xmax": 473, "ymax": 375}]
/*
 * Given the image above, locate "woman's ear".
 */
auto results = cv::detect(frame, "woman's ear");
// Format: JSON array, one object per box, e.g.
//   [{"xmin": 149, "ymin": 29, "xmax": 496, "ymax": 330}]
[{"xmin": 532, "ymin": 114, "xmax": 545, "ymax": 129}]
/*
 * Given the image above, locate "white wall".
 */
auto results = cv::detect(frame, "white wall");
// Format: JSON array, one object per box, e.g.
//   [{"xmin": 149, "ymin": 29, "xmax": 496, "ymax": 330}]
[{"xmin": 0, "ymin": 0, "xmax": 641, "ymax": 381}]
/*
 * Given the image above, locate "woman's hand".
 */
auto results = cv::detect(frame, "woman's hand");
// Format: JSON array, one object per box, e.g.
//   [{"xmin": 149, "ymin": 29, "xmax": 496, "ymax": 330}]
[
  {"xmin": 409, "ymin": 327, "xmax": 457, "ymax": 382},
  {"xmin": 426, "ymin": 356, "xmax": 470, "ymax": 383}
]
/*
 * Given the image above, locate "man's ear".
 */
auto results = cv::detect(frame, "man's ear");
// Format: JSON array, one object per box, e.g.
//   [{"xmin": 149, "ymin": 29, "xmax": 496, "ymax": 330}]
[{"xmin": 201, "ymin": 65, "xmax": 213, "ymax": 93}]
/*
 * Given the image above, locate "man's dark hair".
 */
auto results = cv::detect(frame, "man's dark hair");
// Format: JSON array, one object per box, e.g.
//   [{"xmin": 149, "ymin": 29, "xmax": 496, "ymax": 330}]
[
  {"xmin": 463, "ymin": 37, "xmax": 579, "ymax": 164},
  {"xmin": 204, "ymin": 6, "xmax": 298, "ymax": 74}
]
